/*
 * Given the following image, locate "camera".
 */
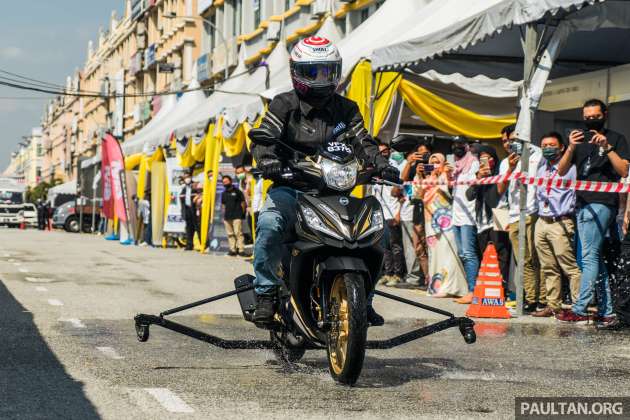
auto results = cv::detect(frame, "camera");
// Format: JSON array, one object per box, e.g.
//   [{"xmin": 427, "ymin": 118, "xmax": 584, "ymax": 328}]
[
  {"xmin": 423, "ymin": 164, "xmax": 435, "ymax": 172},
  {"xmin": 509, "ymin": 141, "xmax": 523, "ymax": 155}
]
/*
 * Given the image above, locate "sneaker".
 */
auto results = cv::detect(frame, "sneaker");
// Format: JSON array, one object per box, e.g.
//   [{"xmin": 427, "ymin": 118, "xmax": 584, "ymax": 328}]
[
  {"xmin": 377, "ymin": 275, "xmax": 392, "ymax": 285},
  {"xmin": 227, "ymin": 251, "xmax": 237, "ymax": 257},
  {"xmin": 253, "ymin": 294, "xmax": 277, "ymax": 322},
  {"xmin": 385, "ymin": 275, "xmax": 402, "ymax": 287},
  {"xmin": 531, "ymin": 307, "xmax": 555, "ymax": 318},
  {"xmin": 555, "ymin": 310, "xmax": 591, "ymax": 324},
  {"xmin": 523, "ymin": 302, "xmax": 538, "ymax": 314},
  {"xmin": 367, "ymin": 305, "xmax": 385, "ymax": 326},
  {"xmin": 596, "ymin": 317, "xmax": 626, "ymax": 331}
]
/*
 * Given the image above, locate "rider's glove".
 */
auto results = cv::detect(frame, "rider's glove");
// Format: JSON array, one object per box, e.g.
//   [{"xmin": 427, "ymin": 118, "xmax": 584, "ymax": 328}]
[
  {"xmin": 258, "ymin": 159, "xmax": 283, "ymax": 179},
  {"xmin": 380, "ymin": 165, "xmax": 401, "ymax": 184}
]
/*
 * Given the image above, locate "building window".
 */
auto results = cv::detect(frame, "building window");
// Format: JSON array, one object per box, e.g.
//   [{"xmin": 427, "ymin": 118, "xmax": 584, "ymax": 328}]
[
  {"xmin": 233, "ymin": 0, "xmax": 242, "ymax": 36},
  {"xmin": 253, "ymin": 0, "xmax": 261, "ymax": 28},
  {"xmin": 360, "ymin": 8, "xmax": 369, "ymax": 23},
  {"xmin": 285, "ymin": 0, "xmax": 291, "ymax": 10}
]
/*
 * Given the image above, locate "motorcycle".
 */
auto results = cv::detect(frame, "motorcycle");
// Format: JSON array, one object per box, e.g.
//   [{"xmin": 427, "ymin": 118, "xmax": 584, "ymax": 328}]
[{"xmin": 135, "ymin": 135, "xmax": 476, "ymax": 385}]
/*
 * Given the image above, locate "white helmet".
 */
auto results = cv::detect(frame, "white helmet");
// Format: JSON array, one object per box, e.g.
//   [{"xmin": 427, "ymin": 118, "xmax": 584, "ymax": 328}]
[{"xmin": 290, "ymin": 36, "xmax": 342, "ymax": 101}]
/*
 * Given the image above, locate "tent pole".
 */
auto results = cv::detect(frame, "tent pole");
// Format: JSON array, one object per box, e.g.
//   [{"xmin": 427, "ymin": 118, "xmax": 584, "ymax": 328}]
[
  {"xmin": 368, "ymin": 70, "xmax": 378, "ymax": 136},
  {"xmin": 515, "ymin": 24, "xmax": 539, "ymax": 316}
]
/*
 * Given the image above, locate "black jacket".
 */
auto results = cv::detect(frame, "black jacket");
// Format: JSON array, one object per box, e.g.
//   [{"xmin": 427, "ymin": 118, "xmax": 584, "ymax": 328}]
[{"xmin": 249, "ymin": 91, "xmax": 387, "ymax": 177}]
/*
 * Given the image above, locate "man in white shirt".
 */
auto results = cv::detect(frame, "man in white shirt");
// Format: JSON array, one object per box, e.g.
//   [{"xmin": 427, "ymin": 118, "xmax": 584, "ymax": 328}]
[
  {"xmin": 374, "ymin": 144, "xmax": 405, "ymax": 286},
  {"xmin": 497, "ymin": 130, "xmax": 544, "ymax": 313}
]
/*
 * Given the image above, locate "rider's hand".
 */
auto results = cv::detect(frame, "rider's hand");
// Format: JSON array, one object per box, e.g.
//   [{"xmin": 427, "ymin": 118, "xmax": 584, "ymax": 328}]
[
  {"xmin": 380, "ymin": 165, "xmax": 401, "ymax": 184},
  {"xmin": 258, "ymin": 159, "xmax": 282, "ymax": 179}
]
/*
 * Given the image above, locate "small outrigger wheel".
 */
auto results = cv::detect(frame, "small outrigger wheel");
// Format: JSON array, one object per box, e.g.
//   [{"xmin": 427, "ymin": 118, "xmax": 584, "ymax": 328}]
[
  {"xmin": 135, "ymin": 320, "xmax": 150, "ymax": 342},
  {"xmin": 459, "ymin": 323, "xmax": 476, "ymax": 344}
]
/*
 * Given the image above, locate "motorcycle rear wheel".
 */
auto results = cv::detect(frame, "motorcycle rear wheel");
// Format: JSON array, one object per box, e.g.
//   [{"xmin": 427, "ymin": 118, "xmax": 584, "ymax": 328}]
[{"xmin": 326, "ymin": 272, "xmax": 367, "ymax": 385}]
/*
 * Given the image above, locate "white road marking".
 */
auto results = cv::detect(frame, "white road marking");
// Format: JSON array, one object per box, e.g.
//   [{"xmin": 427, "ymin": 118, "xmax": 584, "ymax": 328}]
[
  {"xmin": 47, "ymin": 299, "xmax": 63, "ymax": 306},
  {"xmin": 35, "ymin": 286, "xmax": 48, "ymax": 292},
  {"xmin": 59, "ymin": 318, "xmax": 86, "ymax": 329},
  {"xmin": 25, "ymin": 276, "xmax": 52, "ymax": 283},
  {"xmin": 96, "ymin": 346, "xmax": 124, "ymax": 360},
  {"xmin": 144, "ymin": 388, "xmax": 194, "ymax": 413},
  {"xmin": 13, "ymin": 262, "xmax": 21, "ymax": 266},
  {"xmin": 7, "ymin": 258, "xmax": 15, "ymax": 262},
  {"xmin": 18, "ymin": 268, "xmax": 29, "ymax": 273}
]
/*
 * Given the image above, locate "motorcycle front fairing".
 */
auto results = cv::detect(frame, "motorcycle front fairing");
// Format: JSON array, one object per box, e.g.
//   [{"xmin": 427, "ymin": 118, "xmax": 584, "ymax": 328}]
[{"xmin": 284, "ymin": 192, "xmax": 385, "ymax": 344}]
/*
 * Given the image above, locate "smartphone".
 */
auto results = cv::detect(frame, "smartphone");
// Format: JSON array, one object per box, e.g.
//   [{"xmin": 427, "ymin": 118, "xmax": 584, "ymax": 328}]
[
  {"xmin": 582, "ymin": 129, "xmax": 594, "ymax": 143},
  {"xmin": 446, "ymin": 154, "xmax": 455, "ymax": 166},
  {"xmin": 423, "ymin": 164, "xmax": 435, "ymax": 172},
  {"xmin": 480, "ymin": 156, "xmax": 489, "ymax": 166},
  {"xmin": 509, "ymin": 142, "xmax": 523, "ymax": 155}
]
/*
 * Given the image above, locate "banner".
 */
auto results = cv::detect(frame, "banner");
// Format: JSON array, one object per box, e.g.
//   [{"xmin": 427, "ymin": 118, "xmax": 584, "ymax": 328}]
[
  {"xmin": 101, "ymin": 133, "xmax": 127, "ymax": 222},
  {"xmin": 163, "ymin": 157, "xmax": 187, "ymax": 234}
]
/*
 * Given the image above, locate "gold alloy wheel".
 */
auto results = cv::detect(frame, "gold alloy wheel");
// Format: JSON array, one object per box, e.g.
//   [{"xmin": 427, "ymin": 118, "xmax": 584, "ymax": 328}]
[{"xmin": 328, "ymin": 275, "xmax": 350, "ymax": 375}]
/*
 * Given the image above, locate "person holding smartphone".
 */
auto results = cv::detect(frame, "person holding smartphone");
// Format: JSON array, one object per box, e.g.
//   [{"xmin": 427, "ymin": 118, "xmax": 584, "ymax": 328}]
[
  {"xmin": 556, "ymin": 99, "xmax": 630, "ymax": 326},
  {"xmin": 466, "ymin": 144, "xmax": 512, "ymax": 297}
]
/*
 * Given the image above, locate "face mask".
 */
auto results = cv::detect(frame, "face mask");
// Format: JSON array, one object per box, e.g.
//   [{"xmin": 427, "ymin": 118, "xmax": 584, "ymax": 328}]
[
  {"xmin": 542, "ymin": 147, "xmax": 560, "ymax": 161},
  {"xmin": 224, "ymin": 183, "xmax": 232, "ymax": 189},
  {"xmin": 237, "ymin": 173, "xmax": 246, "ymax": 181},
  {"xmin": 184, "ymin": 178, "xmax": 192, "ymax": 185},
  {"xmin": 452, "ymin": 147, "xmax": 466, "ymax": 158},
  {"xmin": 584, "ymin": 117, "xmax": 605, "ymax": 132},
  {"xmin": 390, "ymin": 152, "xmax": 404, "ymax": 163}
]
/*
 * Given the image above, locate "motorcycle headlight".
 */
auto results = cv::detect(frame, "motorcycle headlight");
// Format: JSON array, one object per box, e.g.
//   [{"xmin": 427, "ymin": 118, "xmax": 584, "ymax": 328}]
[
  {"xmin": 320, "ymin": 158, "xmax": 358, "ymax": 191},
  {"xmin": 300, "ymin": 205, "xmax": 344, "ymax": 240},
  {"xmin": 357, "ymin": 208, "xmax": 384, "ymax": 240}
]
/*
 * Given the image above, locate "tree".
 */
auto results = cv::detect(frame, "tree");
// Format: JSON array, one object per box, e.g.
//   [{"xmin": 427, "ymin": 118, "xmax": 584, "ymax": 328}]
[{"xmin": 26, "ymin": 179, "xmax": 62, "ymax": 203}]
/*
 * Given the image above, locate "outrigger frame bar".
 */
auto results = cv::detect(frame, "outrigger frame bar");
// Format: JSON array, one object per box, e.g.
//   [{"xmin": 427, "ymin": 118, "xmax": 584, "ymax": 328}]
[{"xmin": 134, "ymin": 286, "xmax": 476, "ymax": 350}]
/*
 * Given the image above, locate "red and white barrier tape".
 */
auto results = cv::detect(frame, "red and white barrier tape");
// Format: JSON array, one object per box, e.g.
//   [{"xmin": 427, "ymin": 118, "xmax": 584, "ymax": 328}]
[{"xmin": 411, "ymin": 172, "xmax": 630, "ymax": 193}]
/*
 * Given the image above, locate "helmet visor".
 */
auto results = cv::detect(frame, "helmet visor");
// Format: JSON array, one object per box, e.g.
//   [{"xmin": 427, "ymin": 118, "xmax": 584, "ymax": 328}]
[{"xmin": 292, "ymin": 62, "xmax": 341, "ymax": 85}]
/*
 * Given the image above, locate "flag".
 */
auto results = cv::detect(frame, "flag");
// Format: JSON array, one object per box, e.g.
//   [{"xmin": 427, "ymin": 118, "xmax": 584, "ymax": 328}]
[{"xmin": 101, "ymin": 133, "xmax": 127, "ymax": 222}]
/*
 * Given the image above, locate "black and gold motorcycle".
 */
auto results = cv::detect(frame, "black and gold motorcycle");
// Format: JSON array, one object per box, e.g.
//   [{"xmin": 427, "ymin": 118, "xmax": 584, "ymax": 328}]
[{"xmin": 135, "ymin": 139, "xmax": 476, "ymax": 385}]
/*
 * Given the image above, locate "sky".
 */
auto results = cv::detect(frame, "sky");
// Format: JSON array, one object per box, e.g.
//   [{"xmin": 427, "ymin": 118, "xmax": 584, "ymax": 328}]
[{"xmin": 0, "ymin": 0, "xmax": 124, "ymax": 171}]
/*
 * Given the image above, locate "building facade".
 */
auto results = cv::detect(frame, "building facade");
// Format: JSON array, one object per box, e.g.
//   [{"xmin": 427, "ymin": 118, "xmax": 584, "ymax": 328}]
[{"xmin": 5, "ymin": 0, "xmax": 384, "ymax": 184}]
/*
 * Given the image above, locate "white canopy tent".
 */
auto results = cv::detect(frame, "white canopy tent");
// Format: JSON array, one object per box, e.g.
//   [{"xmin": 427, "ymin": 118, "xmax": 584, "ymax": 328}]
[
  {"xmin": 173, "ymin": 44, "xmax": 272, "ymax": 139},
  {"xmin": 46, "ymin": 179, "xmax": 77, "ymax": 204},
  {"xmin": 122, "ymin": 80, "xmax": 207, "ymax": 155}
]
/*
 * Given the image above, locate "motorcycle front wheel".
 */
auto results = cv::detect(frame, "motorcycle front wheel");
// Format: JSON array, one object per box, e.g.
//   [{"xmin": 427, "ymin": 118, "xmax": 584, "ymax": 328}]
[{"xmin": 326, "ymin": 272, "xmax": 367, "ymax": 385}]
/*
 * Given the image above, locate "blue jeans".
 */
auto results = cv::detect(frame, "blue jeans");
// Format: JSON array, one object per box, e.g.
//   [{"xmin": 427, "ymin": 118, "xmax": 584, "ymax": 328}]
[
  {"xmin": 573, "ymin": 203, "xmax": 614, "ymax": 317},
  {"xmin": 453, "ymin": 225, "xmax": 479, "ymax": 292},
  {"xmin": 253, "ymin": 187, "xmax": 298, "ymax": 295}
]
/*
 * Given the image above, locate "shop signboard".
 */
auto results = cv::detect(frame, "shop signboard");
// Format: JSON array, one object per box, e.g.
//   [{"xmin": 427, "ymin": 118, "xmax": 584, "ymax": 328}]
[
  {"xmin": 197, "ymin": 53, "xmax": 212, "ymax": 82},
  {"xmin": 144, "ymin": 44, "xmax": 156, "ymax": 70}
]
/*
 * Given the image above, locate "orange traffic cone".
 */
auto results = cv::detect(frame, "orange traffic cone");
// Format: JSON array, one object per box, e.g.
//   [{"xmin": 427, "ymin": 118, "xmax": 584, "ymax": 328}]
[
  {"xmin": 19, "ymin": 221, "xmax": 25, "ymax": 230},
  {"xmin": 466, "ymin": 243, "xmax": 511, "ymax": 319}
]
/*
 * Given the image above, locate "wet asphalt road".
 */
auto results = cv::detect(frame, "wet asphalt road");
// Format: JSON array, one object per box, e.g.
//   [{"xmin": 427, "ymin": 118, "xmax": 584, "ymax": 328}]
[{"xmin": 1, "ymin": 229, "xmax": 630, "ymax": 419}]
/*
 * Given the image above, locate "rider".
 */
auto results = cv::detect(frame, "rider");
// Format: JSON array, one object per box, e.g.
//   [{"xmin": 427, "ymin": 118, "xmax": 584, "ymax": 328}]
[{"xmin": 248, "ymin": 36, "xmax": 400, "ymax": 323}]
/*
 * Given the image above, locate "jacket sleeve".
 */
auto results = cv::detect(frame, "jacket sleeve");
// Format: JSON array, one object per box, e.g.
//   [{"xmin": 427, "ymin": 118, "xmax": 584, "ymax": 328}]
[
  {"xmin": 249, "ymin": 95, "xmax": 290, "ymax": 163},
  {"xmin": 345, "ymin": 101, "xmax": 389, "ymax": 170}
]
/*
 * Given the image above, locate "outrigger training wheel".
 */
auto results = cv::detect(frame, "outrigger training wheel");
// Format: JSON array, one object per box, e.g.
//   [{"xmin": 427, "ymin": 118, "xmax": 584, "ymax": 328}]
[
  {"xmin": 459, "ymin": 323, "xmax": 476, "ymax": 345},
  {"xmin": 135, "ymin": 320, "xmax": 150, "ymax": 342}
]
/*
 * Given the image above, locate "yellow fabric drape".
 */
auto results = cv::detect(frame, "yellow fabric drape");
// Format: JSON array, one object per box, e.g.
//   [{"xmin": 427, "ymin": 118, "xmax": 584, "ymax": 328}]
[
  {"xmin": 346, "ymin": 60, "xmax": 401, "ymax": 137},
  {"xmin": 222, "ymin": 123, "xmax": 246, "ymax": 157},
  {"xmin": 398, "ymin": 79, "xmax": 516, "ymax": 139},
  {"xmin": 191, "ymin": 132, "xmax": 207, "ymax": 162},
  {"xmin": 347, "ymin": 60, "xmax": 372, "ymax": 128},
  {"xmin": 136, "ymin": 154, "xmax": 151, "ymax": 199},
  {"xmin": 124, "ymin": 153, "xmax": 142, "ymax": 170},
  {"xmin": 177, "ymin": 138, "xmax": 197, "ymax": 168},
  {"xmin": 200, "ymin": 124, "xmax": 216, "ymax": 252}
]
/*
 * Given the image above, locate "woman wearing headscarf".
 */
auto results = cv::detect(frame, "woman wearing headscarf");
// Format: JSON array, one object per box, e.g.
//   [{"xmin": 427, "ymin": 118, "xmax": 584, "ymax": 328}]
[
  {"xmin": 466, "ymin": 144, "xmax": 512, "ymax": 295},
  {"xmin": 413, "ymin": 153, "xmax": 467, "ymax": 298}
]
